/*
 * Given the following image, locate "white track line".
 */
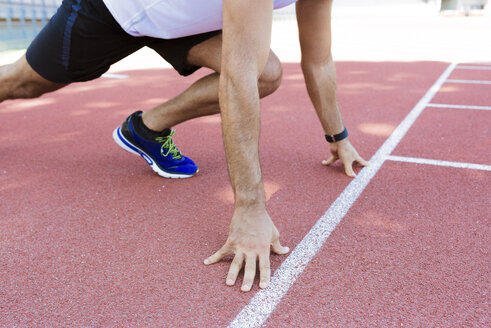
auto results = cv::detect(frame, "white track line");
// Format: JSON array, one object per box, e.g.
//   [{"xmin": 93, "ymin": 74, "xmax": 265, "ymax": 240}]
[
  {"xmin": 446, "ymin": 79, "xmax": 491, "ymax": 85},
  {"xmin": 227, "ymin": 63, "xmax": 458, "ymax": 328},
  {"xmin": 387, "ymin": 155, "xmax": 491, "ymax": 171},
  {"xmin": 456, "ymin": 65, "xmax": 491, "ymax": 71},
  {"xmin": 101, "ymin": 73, "xmax": 129, "ymax": 79},
  {"xmin": 426, "ymin": 103, "xmax": 491, "ymax": 111}
]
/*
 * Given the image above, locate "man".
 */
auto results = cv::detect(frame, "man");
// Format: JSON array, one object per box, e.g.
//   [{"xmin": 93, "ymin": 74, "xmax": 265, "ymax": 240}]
[{"xmin": 0, "ymin": 0, "xmax": 368, "ymax": 292}]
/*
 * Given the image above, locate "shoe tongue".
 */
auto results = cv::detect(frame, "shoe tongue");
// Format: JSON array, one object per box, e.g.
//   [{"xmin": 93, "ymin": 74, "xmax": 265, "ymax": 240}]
[{"xmin": 159, "ymin": 128, "xmax": 171, "ymax": 137}]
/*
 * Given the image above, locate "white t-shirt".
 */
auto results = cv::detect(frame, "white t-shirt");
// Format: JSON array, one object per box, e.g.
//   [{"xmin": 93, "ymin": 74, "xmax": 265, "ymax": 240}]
[{"xmin": 103, "ymin": 0, "xmax": 298, "ymax": 39}]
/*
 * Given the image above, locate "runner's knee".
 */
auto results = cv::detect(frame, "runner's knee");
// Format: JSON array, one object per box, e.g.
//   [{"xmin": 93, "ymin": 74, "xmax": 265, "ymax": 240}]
[
  {"xmin": 14, "ymin": 81, "xmax": 50, "ymax": 98},
  {"xmin": 0, "ymin": 72, "xmax": 47, "ymax": 99},
  {"xmin": 259, "ymin": 52, "xmax": 282, "ymax": 97},
  {"xmin": 0, "ymin": 56, "xmax": 65, "ymax": 100}
]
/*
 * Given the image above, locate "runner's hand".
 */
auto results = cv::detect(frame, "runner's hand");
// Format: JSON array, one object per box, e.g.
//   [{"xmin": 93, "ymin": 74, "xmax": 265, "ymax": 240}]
[
  {"xmin": 204, "ymin": 207, "xmax": 289, "ymax": 292},
  {"xmin": 322, "ymin": 139, "xmax": 369, "ymax": 177}
]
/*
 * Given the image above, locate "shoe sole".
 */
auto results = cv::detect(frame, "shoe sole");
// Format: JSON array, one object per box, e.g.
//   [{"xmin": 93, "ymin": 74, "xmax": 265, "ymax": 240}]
[{"xmin": 112, "ymin": 127, "xmax": 197, "ymax": 179}]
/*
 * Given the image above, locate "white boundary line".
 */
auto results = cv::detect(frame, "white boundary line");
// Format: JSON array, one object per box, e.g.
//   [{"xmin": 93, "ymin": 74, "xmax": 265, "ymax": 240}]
[
  {"xmin": 468, "ymin": 62, "xmax": 491, "ymax": 67},
  {"xmin": 101, "ymin": 73, "xmax": 129, "ymax": 79},
  {"xmin": 446, "ymin": 79, "xmax": 491, "ymax": 85},
  {"xmin": 387, "ymin": 155, "xmax": 491, "ymax": 171},
  {"xmin": 227, "ymin": 63, "xmax": 458, "ymax": 328},
  {"xmin": 456, "ymin": 65, "xmax": 491, "ymax": 71},
  {"xmin": 426, "ymin": 103, "xmax": 491, "ymax": 111}
]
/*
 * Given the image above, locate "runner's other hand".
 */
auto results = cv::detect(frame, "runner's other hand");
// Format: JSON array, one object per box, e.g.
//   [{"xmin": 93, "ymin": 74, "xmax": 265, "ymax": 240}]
[
  {"xmin": 204, "ymin": 207, "xmax": 289, "ymax": 292},
  {"xmin": 322, "ymin": 139, "xmax": 369, "ymax": 177}
]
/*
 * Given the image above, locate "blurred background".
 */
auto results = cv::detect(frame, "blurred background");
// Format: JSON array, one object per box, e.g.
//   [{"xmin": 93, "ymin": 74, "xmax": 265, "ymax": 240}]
[
  {"xmin": 0, "ymin": 0, "xmax": 61, "ymax": 51},
  {"xmin": 1, "ymin": 0, "xmax": 490, "ymax": 65}
]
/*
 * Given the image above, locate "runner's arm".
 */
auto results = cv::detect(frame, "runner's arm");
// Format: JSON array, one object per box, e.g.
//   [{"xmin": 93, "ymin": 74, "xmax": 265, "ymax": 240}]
[
  {"xmin": 204, "ymin": 0, "xmax": 289, "ymax": 292},
  {"xmin": 296, "ymin": 0, "xmax": 368, "ymax": 176}
]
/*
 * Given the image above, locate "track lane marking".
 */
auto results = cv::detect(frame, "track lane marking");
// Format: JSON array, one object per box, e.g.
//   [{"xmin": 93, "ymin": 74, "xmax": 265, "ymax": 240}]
[
  {"xmin": 446, "ymin": 79, "xmax": 491, "ymax": 85},
  {"xmin": 426, "ymin": 103, "xmax": 491, "ymax": 111},
  {"xmin": 387, "ymin": 155, "xmax": 491, "ymax": 171},
  {"xmin": 101, "ymin": 73, "xmax": 129, "ymax": 79},
  {"xmin": 227, "ymin": 62, "xmax": 458, "ymax": 328},
  {"xmin": 456, "ymin": 65, "xmax": 491, "ymax": 71}
]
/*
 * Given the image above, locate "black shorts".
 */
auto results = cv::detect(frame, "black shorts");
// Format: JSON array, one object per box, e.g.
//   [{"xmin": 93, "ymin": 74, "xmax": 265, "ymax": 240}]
[{"xmin": 26, "ymin": 0, "xmax": 221, "ymax": 83}]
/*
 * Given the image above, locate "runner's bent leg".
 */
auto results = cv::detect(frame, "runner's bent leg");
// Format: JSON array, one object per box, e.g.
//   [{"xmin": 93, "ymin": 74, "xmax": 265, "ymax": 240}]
[
  {"xmin": 142, "ymin": 34, "xmax": 282, "ymax": 132},
  {"xmin": 0, "ymin": 55, "xmax": 66, "ymax": 103}
]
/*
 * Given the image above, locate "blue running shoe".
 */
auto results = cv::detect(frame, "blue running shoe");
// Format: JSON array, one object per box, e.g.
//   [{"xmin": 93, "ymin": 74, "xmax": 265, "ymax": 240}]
[{"xmin": 112, "ymin": 111, "xmax": 198, "ymax": 178}]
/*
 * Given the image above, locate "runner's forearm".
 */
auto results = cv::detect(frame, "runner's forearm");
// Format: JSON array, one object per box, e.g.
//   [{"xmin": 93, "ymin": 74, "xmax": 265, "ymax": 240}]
[
  {"xmin": 219, "ymin": 71, "xmax": 266, "ymax": 208},
  {"xmin": 301, "ymin": 58, "xmax": 344, "ymax": 135},
  {"xmin": 296, "ymin": 0, "xmax": 344, "ymax": 135},
  {"xmin": 219, "ymin": 0, "xmax": 273, "ymax": 209}
]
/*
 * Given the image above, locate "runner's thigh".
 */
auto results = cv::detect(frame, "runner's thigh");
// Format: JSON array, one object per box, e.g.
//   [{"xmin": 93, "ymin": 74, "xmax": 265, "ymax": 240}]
[{"xmin": 26, "ymin": 0, "xmax": 148, "ymax": 83}]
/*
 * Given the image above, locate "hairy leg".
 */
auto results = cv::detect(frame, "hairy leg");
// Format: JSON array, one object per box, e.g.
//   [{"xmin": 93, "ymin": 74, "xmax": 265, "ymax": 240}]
[
  {"xmin": 0, "ymin": 55, "xmax": 66, "ymax": 104},
  {"xmin": 142, "ymin": 34, "xmax": 282, "ymax": 131}
]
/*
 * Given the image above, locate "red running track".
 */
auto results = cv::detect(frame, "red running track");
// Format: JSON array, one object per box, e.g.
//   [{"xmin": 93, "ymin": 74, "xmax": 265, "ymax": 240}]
[{"xmin": 0, "ymin": 61, "xmax": 489, "ymax": 327}]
